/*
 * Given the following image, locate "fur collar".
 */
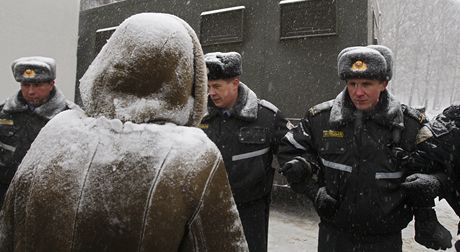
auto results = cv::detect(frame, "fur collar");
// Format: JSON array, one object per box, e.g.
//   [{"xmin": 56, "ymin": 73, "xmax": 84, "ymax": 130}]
[
  {"xmin": 2, "ymin": 88, "xmax": 74, "ymax": 120},
  {"xmin": 206, "ymin": 82, "xmax": 259, "ymax": 121},
  {"xmin": 329, "ymin": 88, "xmax": 404, "ymax": 129}
]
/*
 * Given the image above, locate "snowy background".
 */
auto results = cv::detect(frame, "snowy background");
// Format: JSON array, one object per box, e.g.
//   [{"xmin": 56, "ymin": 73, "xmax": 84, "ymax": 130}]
[
  {"xmin": 1, "ymin": 0, "xmax": 460, "ymax": 251},
  {"xmin": 0, "ymin": 0, "xmax": 79, "ymax": 102}
]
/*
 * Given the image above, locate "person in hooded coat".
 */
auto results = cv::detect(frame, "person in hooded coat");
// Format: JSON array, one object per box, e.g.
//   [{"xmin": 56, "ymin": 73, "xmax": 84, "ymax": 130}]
[
  {"xmin": 277, "ymin": 45, "xmax": 451, "ymax": 251},
  {"xmin": 0, "ymin": 13, "xmax": 248, "ymax": 252},
  {"xmin": 0, "ymin": 56, "xmax": 79, "ymax": 206}
]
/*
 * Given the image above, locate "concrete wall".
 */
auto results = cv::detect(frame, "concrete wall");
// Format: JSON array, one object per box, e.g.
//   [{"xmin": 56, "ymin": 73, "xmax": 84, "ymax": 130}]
[
  {"xmin": 77, "ymin": 0, "xmax": 371, "ymax": 118},
  {"xmin": 0, "ymin": 0, "xmax": 80, "ymax": 102}
]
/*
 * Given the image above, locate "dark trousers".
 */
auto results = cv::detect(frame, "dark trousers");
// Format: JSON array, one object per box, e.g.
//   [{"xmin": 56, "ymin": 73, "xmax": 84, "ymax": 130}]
[
  {"xmin": 318, "ymin": 222, "xmax": 402, "ymax": 252},
  {"xmin": 236, "ymin": 196, "xmax": 270, "ymax": 252}
]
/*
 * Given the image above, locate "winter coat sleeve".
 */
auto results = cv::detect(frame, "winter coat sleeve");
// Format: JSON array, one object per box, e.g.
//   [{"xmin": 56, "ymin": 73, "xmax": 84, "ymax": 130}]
[
  {"xmin": 271, "ymin": 109, "xmax": 291, "ymax": 155},
  {"xmin": 182, "ymin": 159, "xmax": 248, "ymax": 251},
  {"xmin": 277, "ymin": 115, "xmax": 321, "ymax": 172}
]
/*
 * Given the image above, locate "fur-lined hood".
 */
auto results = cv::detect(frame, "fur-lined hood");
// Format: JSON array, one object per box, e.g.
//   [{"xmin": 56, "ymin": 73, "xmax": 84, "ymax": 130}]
[
  {"xmin": 205, "ymin": 82, "xmax": 259, "ymax": 121},
  {"xmin": 79, "ymin": 13, "xmax": 207, "ymax": 126},
  {"xmin": 329, "ymin": 88, "xmax": 404, "ymax": 129},
  {"xmin": 1, "ymin": 88, "xmax": 79, "ymax": 120}
]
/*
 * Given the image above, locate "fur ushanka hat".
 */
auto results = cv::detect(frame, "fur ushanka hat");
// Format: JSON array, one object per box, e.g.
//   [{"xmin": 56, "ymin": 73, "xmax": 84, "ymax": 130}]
[
  {"xmin": 12, "ymin": 56, "xmax": 56, "ymax": 83},
  {"xmin": 204, "ymin": 52, "xmax": 242, "ymax": 80},
  {"xmin": 337, "ymin": 45, "xmax": 393, "ymax": 81}
]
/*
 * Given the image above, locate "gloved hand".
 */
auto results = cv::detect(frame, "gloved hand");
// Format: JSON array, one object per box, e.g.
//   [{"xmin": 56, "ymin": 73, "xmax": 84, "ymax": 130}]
[
  {"xmin": 315, "ymin": 186, "xmax": 338, "ymax": 219},
  {"xmin": 401, "ymin": 173, "xmax": 441, "ymax": 200},
  {"xmin": 279, "ymin": 159, "xmax": 312, "ymax": 184},
  {"xmin": 414, "ymin": 207, "xmax": 452, "ymax": 250}
]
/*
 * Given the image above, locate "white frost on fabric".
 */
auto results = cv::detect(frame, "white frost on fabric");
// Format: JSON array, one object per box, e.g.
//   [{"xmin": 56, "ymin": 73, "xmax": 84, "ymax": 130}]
[
  {"xmin": 79, "ymin": 13, "xmax": 197, "ymax": 125},
  {"xmin": 20, "ymin": 110, "xmax": 218, "ymax": 175}
]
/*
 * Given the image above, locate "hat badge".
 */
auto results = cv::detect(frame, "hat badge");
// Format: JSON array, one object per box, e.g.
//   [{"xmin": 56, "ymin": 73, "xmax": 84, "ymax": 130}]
[
  {"xmin": 23, "ymin": 69, "xmax": 36, "ymax": 78},
  {"xmin": 351, "ymin": 60, "xmax": 368, "ymax": 72}
]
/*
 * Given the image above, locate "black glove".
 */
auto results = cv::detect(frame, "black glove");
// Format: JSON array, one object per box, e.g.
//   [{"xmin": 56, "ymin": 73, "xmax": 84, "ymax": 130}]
[
  {"xmin": 315, "ymin": 186, "xmax": 338, "ymax": 219},
  {"xmin": 401, "ymin": 173, "xmax": 441, "ymax": 201},
  {"xmin": 279, "ymin": 159, "xmax": 312, "ymax": 184},
  {"xmin": 414, "ymin": 207, "xmax": 452, "ymax": 250}
]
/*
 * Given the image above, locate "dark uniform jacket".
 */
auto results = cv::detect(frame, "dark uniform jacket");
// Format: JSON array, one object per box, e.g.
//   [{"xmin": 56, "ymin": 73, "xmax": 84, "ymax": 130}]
[
  {"xmin": 278, "ymin": 89, "xmax": 426, "ymax": 235},
  {"xmin": 0, "ymin": 88, "xmax": 78, "ymax": 187},
  {"xmin": 413, "ymin": 105, "xmax": 460, "ymax": 217},
  {"xmin": 200, "ymin": 83, "xmax": 290, "ymax": 203}
]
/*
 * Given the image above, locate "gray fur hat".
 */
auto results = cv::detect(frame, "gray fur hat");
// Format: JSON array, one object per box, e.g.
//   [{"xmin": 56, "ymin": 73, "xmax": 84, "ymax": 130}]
[
  {"xmin": 12, "ymin": 56, "xmax": 56, "ymax": 83},
  {"xmin": 338, "ymin": 45, "xmax": 393, "ymax": 81},
  {"xmin": 205, "ymin": 52, "xmax": 242, "ymax": 80}
]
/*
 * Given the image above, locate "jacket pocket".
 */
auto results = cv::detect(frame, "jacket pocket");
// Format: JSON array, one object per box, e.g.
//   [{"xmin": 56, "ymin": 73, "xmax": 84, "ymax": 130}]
[
  {"xmin": 318, "ymin": 140, "xmax": 350, "ymax": 198},
  {"xmin": 238, "ymin": 127, "xmax": 267, "ymax": 144}
]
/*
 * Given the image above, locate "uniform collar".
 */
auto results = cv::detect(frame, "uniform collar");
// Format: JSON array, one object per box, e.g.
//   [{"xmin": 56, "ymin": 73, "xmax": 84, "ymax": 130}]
[
  {"xmin": 329, "ymin": 88, "xmax": 404, "ymax": 129},
  {"xmin": 205, "ymin": 82, "xmax": 259, "ymax": 121},
  {"xmin": 2, "ymin": 87, "xmax": 69, "ymax": 120}
]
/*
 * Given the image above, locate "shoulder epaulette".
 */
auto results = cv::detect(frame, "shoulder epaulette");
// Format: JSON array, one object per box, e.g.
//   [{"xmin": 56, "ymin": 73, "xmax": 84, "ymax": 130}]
[
  {"xmin": 402, "ymin": 104, "xmax": 427, "ymax": 124},
  {"xmin": 308, "ymin": 100, "xmax": 333, "ymax": 117},
  {"xmin": 259, "ymin": 99, "xmax": 279, "ymax": 113}
]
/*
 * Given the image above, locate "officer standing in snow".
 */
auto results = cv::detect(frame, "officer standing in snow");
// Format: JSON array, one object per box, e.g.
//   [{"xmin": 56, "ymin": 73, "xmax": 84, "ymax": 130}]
[
  {"xmin": 0, "ymin": 56, "xmax": 78, "ymax": 205},
  {"xmin": 278, "ymin": 45, "xmax": 451, "ymax": 251},
  {"xmin": 200, "ymin": 52, "xmax": 290, "ymax": 252},
  {"xmin": 409, "ymin": 104, "xmax": 460, "ymax": 251}
]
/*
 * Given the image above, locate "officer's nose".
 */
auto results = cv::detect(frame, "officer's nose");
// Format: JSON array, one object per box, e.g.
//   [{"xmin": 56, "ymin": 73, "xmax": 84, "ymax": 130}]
[
  {"xmin": 354, "ymin": 85, "xmax": 365, "ymax": 96},
  {"xmin": 208, "ymin": 86, "xmax": 216, "ymax": 96}
]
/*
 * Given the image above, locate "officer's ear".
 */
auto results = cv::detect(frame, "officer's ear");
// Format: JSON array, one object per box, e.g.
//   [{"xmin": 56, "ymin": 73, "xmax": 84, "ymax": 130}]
[
  {"xmin": 231, "ymin": 77, "xmax": 240, "ymax": 88},
  {"xmin": 379, "ymin": 80, "xmax": 388, "ymax": 91}
]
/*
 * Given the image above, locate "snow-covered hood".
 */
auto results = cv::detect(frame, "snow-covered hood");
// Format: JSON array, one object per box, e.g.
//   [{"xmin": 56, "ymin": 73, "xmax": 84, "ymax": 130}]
[{"xmin": 79, "ymin": 13, "xmax": 207, "ymax": 126}]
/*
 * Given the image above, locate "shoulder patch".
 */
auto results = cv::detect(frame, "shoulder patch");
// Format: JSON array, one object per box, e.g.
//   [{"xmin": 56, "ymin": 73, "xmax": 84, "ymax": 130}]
[
  {"xmin": 308, "ymin": 100, "xmax": 333, "ymax": 117},
  {"xmin": 259, "ymin": 99, "xmax": 279, "ymax": 113},
  {"xmin": 402, "ymin": 105, "xmax": 427, "ymax": 124},
  {"xmin": 416, "ymin": 125, "xmax": 433, "ymax": 144}
]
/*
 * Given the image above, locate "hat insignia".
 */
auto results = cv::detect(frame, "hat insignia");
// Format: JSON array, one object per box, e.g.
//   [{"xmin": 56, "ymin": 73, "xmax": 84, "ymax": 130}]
[
  {"xmin": 351, "ymin": 60, "xmax": 368, "ymax": 71},
  {"xmin": 23, "ymin": 69, "xmax": 36, "ymax": 78}
]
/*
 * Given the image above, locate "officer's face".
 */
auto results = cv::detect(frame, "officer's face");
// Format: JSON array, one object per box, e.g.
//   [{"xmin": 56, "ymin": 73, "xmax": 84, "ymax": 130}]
[
  {"xmin": 346, "ymin": 78, "xmax": 388, "ymax": 111},
  {"xmin": 208, "ymin": 78, "xmax": 239, "ymax": 109},
  {"xmin": 20, "ymin": 81, "xmax": 55, "ymax": 107}
]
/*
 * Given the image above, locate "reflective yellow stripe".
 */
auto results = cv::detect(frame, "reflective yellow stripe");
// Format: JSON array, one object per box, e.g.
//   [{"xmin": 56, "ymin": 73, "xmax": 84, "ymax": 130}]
[{"xmin": 0, "ymin": 119, "xmax": 13, "ymax": 126}]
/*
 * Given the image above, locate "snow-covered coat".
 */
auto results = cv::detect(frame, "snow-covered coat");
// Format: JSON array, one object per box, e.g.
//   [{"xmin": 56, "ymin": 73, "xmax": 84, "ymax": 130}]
[
  {"xmin": 0, "ymin": 13, "xmax": 247, "ymax": 252},
  {"xmin": 0, "ymin": 88, "xmax": 78, "ymax": 189},
  {"xmin": 278, "ymin": 89, "xmax": 425, "ymax": 235}
]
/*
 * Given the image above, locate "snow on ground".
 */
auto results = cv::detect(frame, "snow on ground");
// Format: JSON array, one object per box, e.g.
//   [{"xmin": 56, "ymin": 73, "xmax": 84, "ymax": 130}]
[{"xmin": 268, "ymin": 198, "xmax": 458, "ymax": 251}]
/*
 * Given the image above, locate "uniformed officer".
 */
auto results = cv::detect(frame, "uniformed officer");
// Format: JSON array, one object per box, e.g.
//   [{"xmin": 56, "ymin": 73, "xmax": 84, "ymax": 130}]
[
  {"xmin": 278, "ymin": 45, "xmax": 451, "ymax": 251},
  {"xmin": 200, "ymin": 52, "xmax": 290, "ymax": 252},
  {"xmin": 0, "ymin": 56, "xmax": 78, "ymax": 205},
  {"xmin": 410, "ymin": 104, "xmax": 460, "ymax": 250}
]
